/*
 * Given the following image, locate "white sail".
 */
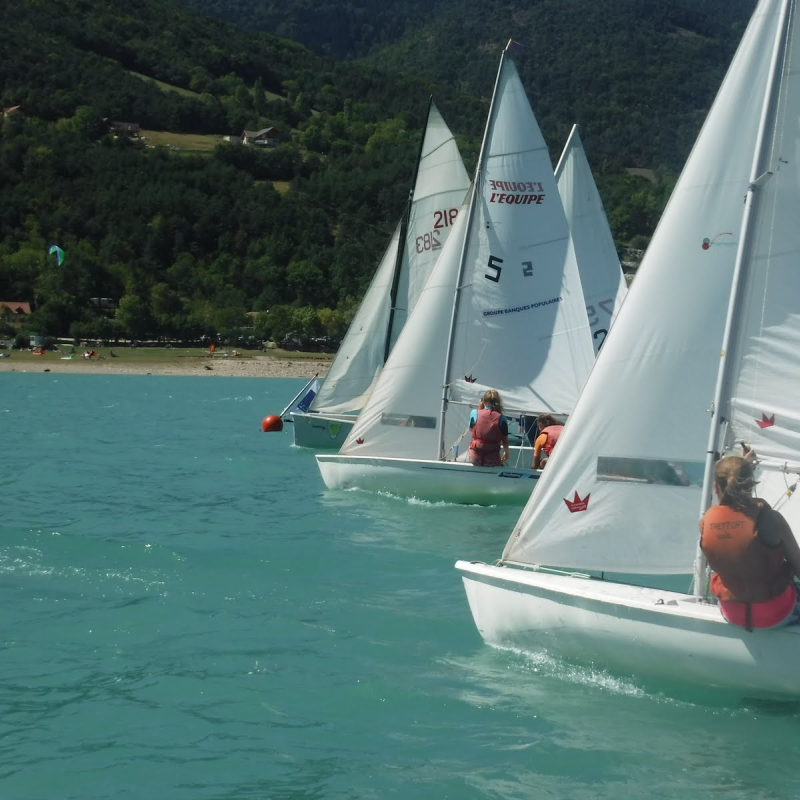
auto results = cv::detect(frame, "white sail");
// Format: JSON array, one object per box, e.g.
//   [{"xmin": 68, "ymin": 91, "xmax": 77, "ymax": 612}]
[
  {"xmin": 341, "ymin": 55, "xmax": 594, "ymax": 460},
  {"xmin": 722, "ymin": 1, "xmax": 800, "ymax": 531},
  {"xmin": 310, "ymin": 104, "xmax": 469, "ymax": 415},
  {"xmin": 502, "ymin": 0, "xmax": 787, "ymax": 574},
  {"xmin": 311, "ymin": 225, "xmax": 400, "ymax": 415},
  {"xmin": 555, "ymin": 125, "xmax": 627, "ymax": 353},
  {"xmin": 444, "ymin": 58, "xmax": 595, "ymax": 431},
  {"xmin": 341, "ymin": 200, "xmax": 470, "ymax": 458},
  {"xmin": 394, "ymin": 103, "xmax": 472, "ymax": 345}
]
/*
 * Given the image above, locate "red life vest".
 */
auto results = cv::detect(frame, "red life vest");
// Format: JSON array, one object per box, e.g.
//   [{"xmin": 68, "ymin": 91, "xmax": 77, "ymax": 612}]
[
  {"xmin": 700, "ymin": 504, "xmax": 791, "ymax": 605},
  {"xmin": 540, "ymin": 425, "xmax": 563, "ymax": 455},
  {"xmin": 469, "ymin": 408, "xmax": 503, "ymax": 464}
]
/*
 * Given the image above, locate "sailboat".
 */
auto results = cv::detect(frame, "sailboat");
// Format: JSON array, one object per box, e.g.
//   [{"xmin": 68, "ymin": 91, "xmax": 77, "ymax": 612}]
[
  {"xmin": 456, "ymin": 0, "xmax": 800, "ymax": 697},
  {"xmin": 316, "ymin": 44, "xmax": 595, "ymax": 505},
  {"xmin": 555, "ymin": 125, "xmax": 627, "ymax": 353},
  {"xmin": 291, "ymin": 102, "xmax": 470, "ymax": 449}
]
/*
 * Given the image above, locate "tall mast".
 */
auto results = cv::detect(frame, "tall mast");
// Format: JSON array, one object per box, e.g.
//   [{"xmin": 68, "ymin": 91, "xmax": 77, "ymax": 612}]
[
  {"xmin": 554, "ymin": 123, "xmax": 579, "ymax": 179},
  {"xmin": 693, "ymin": 0, "xmax": 794, "ymax": 598},
  {"xmin": 437, "ymin": 42, "xmax": 512, "ymax": 460},
  {"xmin": 383, "ymin": 97, "xmax": 434, "ymax": 364}
]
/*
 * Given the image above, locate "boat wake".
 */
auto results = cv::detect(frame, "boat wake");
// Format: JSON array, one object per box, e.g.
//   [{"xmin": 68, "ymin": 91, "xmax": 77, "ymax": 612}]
[
  {"xmin": 346, "ymin": 487, "xmax": 494, "ymax": 509},
  {"xmin": 494, "ymin": 643, "xmax": 651, "ymax": 700}
]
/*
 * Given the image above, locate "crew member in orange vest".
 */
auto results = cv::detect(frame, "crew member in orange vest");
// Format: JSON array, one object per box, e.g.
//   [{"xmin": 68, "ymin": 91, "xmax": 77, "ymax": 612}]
[
  {"xmin": 532, "ymin": 413, "xmax": 564, "ymax": 470},
  {"xmin": 700, "ymin": 451, "xmax": 800, "ymax": 631},
  {"xmin": 468, "ymin": 389, "xmax": 510, "ymax": 467}
]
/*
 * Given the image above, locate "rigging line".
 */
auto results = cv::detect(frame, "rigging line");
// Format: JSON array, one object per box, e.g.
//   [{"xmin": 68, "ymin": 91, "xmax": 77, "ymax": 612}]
[
  {"xmin": 771, "ymin": 464, "xmax": 799, "ymax": 511},
  {"xmin": 443, "ymin": 424, "xmax": 472, "ymax": 460},
  {"xmin": 512, "ymin": 443, "xmax": 531, "ymax": 469},
  {"xmin": 456, "ymin": 338, "xmax": 489, "ymax": 387}
]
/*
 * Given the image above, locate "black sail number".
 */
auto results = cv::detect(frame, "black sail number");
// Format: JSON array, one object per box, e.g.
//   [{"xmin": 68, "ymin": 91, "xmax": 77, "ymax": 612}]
[{"xmin": 485, "ymin": 255, "xmax": 503, "ymax": 283}]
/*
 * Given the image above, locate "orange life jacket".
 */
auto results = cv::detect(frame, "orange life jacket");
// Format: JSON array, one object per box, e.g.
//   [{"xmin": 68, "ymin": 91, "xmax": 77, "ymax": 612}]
[
  {"xmin": 700, "ymin": 504, "xmax": 791, "ymax": 606},
  {"xmin": 540, "ymin": 425, "xmax": 563, "ymax": 455}
]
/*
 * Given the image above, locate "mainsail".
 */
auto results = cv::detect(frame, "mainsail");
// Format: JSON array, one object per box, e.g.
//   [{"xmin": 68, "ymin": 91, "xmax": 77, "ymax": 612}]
[
  {"xmin": 309, "ymin": 103, "xmax": 469, "ymax": 415},
  {"xmin": 502, "ymin": 0, "xmax": 787, "ymax": 575},
  {"xmin": 555, "ymin": 125, "xmax": 627, "ymax": 353},
  {"xmin": 341, "ymin": 51, "xmax": 594, "ymax": 461}
]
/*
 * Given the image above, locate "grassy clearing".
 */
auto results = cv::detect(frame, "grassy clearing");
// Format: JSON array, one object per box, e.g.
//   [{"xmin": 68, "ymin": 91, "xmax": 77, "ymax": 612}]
[
  {"xmin": 141, "ymin": 130, "xmax": 220, "ymax": 153},
  {"xmin": 271, "ymin": 181, "xmax": 291, "ymax": 194},
  {"xmin": 249, "ymin": 86, "xmax": 283, "ymax": 102},
  {"xmin": 128, "ymin": 70, "xmax": 201, "ymax": 98},
  {"xmin": 625, "ymin": 167, "xmax": 658, "ymax": 184}
]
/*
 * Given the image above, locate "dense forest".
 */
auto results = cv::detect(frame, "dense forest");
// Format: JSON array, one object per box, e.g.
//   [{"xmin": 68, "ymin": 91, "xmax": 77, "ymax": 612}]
[
  {"xmin": 0, "ymin": 0, "xmax": 755, "ymax": 344},
  {"xmin": 180, "ymin": 0, "xmax": 756, "ymax": 169}
]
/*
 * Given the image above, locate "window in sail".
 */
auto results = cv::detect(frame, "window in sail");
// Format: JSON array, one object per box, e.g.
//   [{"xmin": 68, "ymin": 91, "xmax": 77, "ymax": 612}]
[
  {"xmin": 380, "ymin": 413, "xmax": 437, "ymax": 429},
  {"xmin": 596, "ymin": 457, "xmax": 705, "ymax": 487}
]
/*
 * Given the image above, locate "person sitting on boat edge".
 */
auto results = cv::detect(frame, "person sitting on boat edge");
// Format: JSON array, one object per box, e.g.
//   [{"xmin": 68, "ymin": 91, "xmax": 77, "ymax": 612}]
[
  {"xmin": 532, "ymin": 414, "xmax": 564, "ymax": 470},
  {"xmin": 699, "ymin": 453, "xmax": 800, "ymax": 631},
  {"xmin": 468, "ymin": 389, "xmax": 510, "ymax": 467}
]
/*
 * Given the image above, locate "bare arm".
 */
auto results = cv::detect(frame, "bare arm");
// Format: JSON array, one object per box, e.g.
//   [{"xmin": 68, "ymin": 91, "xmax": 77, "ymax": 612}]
[{"xmin": 532, "ymin": 433, "xmax": 546, "ymax": 470}]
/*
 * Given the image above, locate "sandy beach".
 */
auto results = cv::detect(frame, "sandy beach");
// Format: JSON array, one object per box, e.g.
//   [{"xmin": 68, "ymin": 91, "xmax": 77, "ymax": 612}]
[{"xmin": 0, "ymin": 351, "xmax": 331, "ymax": 379}]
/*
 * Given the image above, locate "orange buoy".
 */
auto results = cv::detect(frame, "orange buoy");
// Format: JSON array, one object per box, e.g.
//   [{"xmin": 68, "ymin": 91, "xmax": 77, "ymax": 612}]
[{"xmin": 261, "ymin": 414, "xmax": 283, "ymax": 432}]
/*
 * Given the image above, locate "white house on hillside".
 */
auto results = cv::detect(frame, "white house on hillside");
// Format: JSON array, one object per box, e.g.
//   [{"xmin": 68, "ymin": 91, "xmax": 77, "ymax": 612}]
[{"xmin": 241, "ymin": 127, "xmax": 279, "ymax": 147}]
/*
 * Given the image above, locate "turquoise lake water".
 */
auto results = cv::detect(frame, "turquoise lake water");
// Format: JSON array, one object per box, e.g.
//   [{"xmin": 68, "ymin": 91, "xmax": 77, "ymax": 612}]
[{"xmin": 2, "ymin": 374, "xmax": 800, "ymax": 799}]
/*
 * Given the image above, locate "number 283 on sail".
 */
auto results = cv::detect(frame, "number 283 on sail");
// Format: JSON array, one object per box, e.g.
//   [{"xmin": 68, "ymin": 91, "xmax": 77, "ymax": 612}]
[{"xmin": 414, "ymin": 208, "xmax": 459, "ymax": 253}]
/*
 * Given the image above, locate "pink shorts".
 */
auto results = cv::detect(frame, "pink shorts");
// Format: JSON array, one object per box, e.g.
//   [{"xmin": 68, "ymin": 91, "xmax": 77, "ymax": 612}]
[{"xmin": 719, "ymin": 584, "xmax": 798, "ymax": 629}]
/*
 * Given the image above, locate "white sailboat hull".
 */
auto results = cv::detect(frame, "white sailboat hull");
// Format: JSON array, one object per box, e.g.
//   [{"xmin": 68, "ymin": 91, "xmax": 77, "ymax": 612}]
[
  {"xmin": 455, "ymin": 561, "xmax": 800, "ymax": 697},
  {"xmin": 316, "ymin": 451, "xmax": 540, "ymax": 505},
  {"xmin": 291, "ymin": 412, "xmax": 355, "ymax": 449}
]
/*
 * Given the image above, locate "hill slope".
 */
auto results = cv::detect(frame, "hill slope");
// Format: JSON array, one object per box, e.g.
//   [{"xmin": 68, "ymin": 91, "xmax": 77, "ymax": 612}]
[
  {"xmin": 178, "ymin": 0, "xmax": 756, "ymax": 170},
  {"xmin": 0, "ymin": 0, "xmax": 490, "ymax": 341},
  {"xmin": 0, "ymin": 0, "xmax": 732, "ymax": 343}
]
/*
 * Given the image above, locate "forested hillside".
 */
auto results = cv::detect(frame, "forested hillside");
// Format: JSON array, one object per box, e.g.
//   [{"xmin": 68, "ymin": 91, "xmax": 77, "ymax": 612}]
[
  {"xmin": 0, "ymin": 0, "xmax": 753, "ymax": 344},
  {"xmin": 176, "ymin": 0, "xmax": 436, "ymax": 60},
  {"xmin": 0, "ymin": 0, "xmax": 488, "ymax": 342},
  {"xmin": 180, "ymin": 0, "xmax": 756, "ymax": 170}
]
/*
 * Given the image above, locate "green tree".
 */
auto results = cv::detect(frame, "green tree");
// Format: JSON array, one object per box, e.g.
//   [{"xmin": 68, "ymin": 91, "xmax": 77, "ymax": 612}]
[
  {"xmin": 253, "ymin": 77, "xmax": 267, "ymax": 115},
  {"xmin": 116, "ymin": 294, "xmax": 153, "ymax": 339}
]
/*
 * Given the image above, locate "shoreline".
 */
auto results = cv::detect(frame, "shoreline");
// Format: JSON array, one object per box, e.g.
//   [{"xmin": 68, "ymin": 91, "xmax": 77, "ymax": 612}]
[{"xmin": 0, "ymin": 353, "xmax": 330, "ymax": 379}]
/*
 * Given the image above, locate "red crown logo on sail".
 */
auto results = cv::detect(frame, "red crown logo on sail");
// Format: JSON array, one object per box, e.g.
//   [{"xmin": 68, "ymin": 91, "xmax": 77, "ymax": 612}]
[
  {"xmin": 563, "ymin": 492, "xmax": 590, "ymax": 513},
  {"xmin": 756, "ymin": 413, "xmax": 775, "ymax": 429},
  {"xmin": 464, "ymin": 374, "xmax": 476, "ymax": 383},
  {"xmin": 356, "ymin": 438, "xmax": 364, "ymax": 444}
]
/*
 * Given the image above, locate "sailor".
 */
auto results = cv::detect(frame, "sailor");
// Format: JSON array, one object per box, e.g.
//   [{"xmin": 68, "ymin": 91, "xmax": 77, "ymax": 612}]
[
  {"xmin": 700, "ymin": 452, "xmax": 800, "ymax": 631},
  {"xmin": 468, "ymin": 389, "xmax": 510, "ymax": 467},
  {"xmin": 532, "ymin": 414, "xmax": 564, "ymax": 470}
]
